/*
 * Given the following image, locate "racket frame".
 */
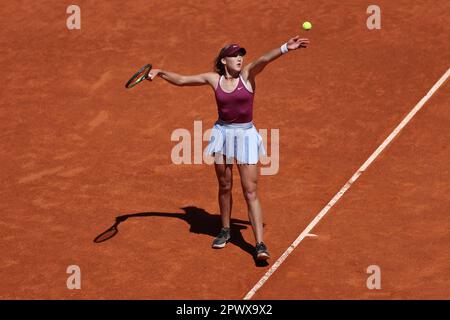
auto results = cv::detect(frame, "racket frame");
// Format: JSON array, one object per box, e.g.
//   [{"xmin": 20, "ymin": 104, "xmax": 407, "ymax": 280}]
[{"xmin": 125, "ymin": 63, "xmax": 152, "ymax": 89}]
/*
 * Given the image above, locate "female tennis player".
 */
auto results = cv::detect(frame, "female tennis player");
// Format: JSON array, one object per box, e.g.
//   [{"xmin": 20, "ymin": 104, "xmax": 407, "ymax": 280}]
[{"xmin": 147, "ymin": 35, "xmax": 310, "ymax": 261}]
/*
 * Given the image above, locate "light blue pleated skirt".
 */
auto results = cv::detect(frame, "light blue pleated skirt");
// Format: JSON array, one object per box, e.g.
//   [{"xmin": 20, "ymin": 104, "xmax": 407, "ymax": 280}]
[{"xmin": 204, "ymin": 119, "xmax": 266, "ymax": 164}]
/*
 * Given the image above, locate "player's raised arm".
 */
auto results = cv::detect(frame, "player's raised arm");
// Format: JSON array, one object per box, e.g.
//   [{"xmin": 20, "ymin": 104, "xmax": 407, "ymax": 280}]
[
  {"xmin": 147, "ymin": 69, "xmax": 216, "ymax": 87},
  {"xmin": 243, "ymin": 36, "xmax": 310, "ymax": 80}
]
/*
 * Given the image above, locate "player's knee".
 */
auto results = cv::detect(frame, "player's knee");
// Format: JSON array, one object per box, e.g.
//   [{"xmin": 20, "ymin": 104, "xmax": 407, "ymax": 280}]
[
  {"xmin": 243, "ymin": 189, "xmax": 258, "ymax": 202},
  {"xmin": 218, "ymin": 179, "xmax": 232, "ymax": 193}
]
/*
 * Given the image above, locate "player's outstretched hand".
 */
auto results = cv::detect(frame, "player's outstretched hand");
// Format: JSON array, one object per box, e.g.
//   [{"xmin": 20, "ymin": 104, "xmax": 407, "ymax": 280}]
[
  {"xmin": 287, "ymin": 36, "xmax": 310, "ymax": 50},
  {"xmin": 147, "ymin": 69, "xmax": 161, "ymax": 81}
]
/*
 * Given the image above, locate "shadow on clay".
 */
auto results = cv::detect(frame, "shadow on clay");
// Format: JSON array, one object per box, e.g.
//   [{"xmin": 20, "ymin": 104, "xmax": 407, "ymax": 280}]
[{"xmin": 94, "ymin": 206, "xmax": 269, "ymax": 267}]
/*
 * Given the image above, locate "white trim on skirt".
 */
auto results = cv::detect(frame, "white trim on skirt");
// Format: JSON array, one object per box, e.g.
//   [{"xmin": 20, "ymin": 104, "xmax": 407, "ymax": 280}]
[{"xmin": 204, "ymin": 119, "xmax": 266, "ymax": 164}]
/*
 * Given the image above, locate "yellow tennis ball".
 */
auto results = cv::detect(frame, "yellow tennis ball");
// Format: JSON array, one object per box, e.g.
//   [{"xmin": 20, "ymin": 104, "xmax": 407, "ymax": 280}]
[{"xmin": 302, "ymin": 21, "xmax": 312, "ymax": 30}]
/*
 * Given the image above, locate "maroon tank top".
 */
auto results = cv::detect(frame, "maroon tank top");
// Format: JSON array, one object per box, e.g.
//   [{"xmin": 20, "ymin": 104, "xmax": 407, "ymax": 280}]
[{"xmin": 214, "ymin": 74, "xmax": 254, "ymax": 123}]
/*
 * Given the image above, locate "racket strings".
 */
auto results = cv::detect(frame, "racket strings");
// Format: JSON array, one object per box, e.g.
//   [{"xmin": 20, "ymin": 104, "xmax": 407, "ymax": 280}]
[{"xmin": 125, "ymin": 64, "xmax": 152, "ymax": 88}]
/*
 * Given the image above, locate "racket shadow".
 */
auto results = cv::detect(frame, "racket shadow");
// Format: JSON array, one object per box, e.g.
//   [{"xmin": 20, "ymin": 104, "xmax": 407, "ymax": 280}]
[{"xmin": 93, "ymin": 206, "xmax": 268, "ymax": 266}]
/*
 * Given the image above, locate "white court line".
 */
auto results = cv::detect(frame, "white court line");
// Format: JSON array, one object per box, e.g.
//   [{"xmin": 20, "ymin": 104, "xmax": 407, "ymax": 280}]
[{"xmin": 244, "ymin": 68, "xmax": 450, "ymax": 300}]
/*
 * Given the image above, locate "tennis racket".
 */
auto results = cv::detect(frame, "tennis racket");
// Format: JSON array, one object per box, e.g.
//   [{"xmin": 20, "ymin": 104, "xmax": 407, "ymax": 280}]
[{"xmin": 125, "ymin": 63, "xmax": 152, "ymax": 89}]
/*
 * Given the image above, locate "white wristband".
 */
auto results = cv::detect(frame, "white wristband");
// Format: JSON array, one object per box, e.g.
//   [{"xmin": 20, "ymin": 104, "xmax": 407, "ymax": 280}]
[{"xmin": 280, "ymin": 43, "xmax": 289, "ymax": 54}]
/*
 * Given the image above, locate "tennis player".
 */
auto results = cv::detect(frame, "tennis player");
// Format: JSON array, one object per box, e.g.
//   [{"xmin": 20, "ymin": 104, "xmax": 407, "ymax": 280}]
[{"xmin": 147, "ymin": 36, "xmax": 310, "ymax": 261}]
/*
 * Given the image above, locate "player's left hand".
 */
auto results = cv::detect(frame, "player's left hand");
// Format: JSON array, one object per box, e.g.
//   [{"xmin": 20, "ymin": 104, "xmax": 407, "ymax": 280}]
[{"xmin": 287, "ymin": 36, "xmax": 310, "ymax": 50}]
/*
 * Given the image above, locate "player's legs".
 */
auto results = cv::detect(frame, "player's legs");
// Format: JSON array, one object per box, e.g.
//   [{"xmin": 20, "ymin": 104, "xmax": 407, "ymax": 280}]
[
  {"xmin": 236, "ymin": 163, "xmax": 263, "ymax": 243},
  {"xmin": 214, "ymin": 154, "xmax": 233, "ymax": 228}
]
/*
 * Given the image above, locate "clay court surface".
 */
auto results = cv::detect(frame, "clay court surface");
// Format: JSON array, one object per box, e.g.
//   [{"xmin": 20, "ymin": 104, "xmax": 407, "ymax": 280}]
[{"xmin": 1, "ymin": 0, "xmax": 449, "ymax": 299}]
